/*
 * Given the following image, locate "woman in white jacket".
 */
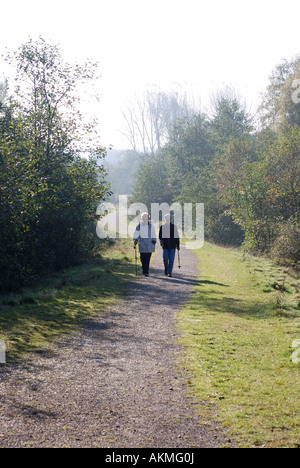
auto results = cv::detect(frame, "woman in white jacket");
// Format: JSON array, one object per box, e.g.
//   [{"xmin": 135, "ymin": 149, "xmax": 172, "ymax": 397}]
[{"xmin": 133, "ymin": 212, "xmax": 157, "ymax": 276}]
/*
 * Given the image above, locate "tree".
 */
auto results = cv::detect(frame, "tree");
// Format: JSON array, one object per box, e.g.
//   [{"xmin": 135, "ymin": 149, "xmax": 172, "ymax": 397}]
[
  {"xmin": 209, "ymin": 88, "xmax": 253, "ymax": 151},
  {"xmin": 0, "ymin": 79, "xmax": 7, "ymax": 104},
  {"xmin": 5, "ymin": 36, "xmax": 101, "ymax": 159},
  {"xmin": 259, "ymin": 57, "xmax": 300, "ymax": 130},
  {"xmin": 215, "ymin": 136, "xmax": 270, "ymax": 250},
  {"xmin": 122, "ymin": 89, "xmax": 196, "ymax": 154},
  {"xmin": 130, "ymin": 151, "xmax": 172, "ymax": 208},
  {"xmin": 216, "ymin": 127, "xmax": 300, "ymax": 252},
  {"xmin": 263, "ymin": 126, "xmax": 300, "ymax": 221},
  {"xmin": 165, "ymin": 113, "xmax": 214, "ymax": 201},
  {"xmin": 0, "ymin": 38, "xmax": 110, "ymax": 291}
]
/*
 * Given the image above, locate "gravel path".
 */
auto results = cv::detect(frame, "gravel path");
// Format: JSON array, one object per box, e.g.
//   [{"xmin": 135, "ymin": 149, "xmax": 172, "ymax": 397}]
[{"xmin": 0, "ymin": 246, "xmax": 226, "ymax": 448}]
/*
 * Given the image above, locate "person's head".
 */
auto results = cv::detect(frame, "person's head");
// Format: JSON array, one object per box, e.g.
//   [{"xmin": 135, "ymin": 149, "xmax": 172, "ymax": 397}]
[
  {"xmin": 164, "ymin": 213, "xmax": 171, "ymax": 224},
  {"xmin": 141, "ymin": 212, "xmax": 150, "ymax": 224}
]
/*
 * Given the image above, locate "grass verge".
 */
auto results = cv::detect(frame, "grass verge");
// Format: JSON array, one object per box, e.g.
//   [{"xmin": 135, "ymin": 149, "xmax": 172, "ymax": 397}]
[
  {"xmin": 0, "ymin": 239, "xmax": 136, "ymax": 362},
  {"xmin": 177, "ymin": 242, "xmax": 300, "ymax": 448}
]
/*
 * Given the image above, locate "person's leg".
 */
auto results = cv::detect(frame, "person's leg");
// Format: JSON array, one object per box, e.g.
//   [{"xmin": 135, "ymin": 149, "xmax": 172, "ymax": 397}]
[
  {"xmin": 144, "ymin": 253, "xmax": 152, "ymax": 275},
  {"xmin": 163, "ymin": 249, "xmax": 169, "ymax": 275},
  {"xmin": 168, "ymin": 249, "xmax": 176, "ymax": 274},
  {"xmin": 140, "ymin": 253, "xmax": 147, "ymax": 274},
  {"xmin": 141, "ymin": 253, "xmax": 151, "ymax": 275}
]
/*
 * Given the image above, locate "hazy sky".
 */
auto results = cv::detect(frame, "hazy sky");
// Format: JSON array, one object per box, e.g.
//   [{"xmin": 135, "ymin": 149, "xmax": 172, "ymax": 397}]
[{"xmin": 1, "ymin": 0, "xmax": 300, "ymax": 149}]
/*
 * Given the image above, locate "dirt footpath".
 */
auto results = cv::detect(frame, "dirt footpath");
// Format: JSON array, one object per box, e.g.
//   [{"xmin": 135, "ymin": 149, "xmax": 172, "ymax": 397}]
[{"xmin": 0, "ymin": 246, "xmax": 227, "ymax": 448}]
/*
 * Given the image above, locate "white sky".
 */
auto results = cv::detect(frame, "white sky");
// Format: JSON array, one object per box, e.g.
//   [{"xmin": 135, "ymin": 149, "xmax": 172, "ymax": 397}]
[{"xmin": 1, "ymin": 0, "xmax": 300, "ymax": 149}]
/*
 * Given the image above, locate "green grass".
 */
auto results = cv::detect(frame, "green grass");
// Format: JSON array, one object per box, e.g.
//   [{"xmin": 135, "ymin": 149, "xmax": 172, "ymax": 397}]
[
  {"xmin": 2, "ymin": 237, "xmax": 300, "ymax": 447},
  {"xmin": 0, "ymin": 239, "xmax": 136, "ymax": 362},
  {"xmin": 177, "ymin": 242, "xmax": 300, "ymax": 448}
]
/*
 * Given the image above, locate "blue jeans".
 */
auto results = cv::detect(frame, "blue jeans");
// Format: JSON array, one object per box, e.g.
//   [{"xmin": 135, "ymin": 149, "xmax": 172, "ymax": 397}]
[{"xmin": 163, "ymin": 249, "xmax": 176, "ymax": 274}]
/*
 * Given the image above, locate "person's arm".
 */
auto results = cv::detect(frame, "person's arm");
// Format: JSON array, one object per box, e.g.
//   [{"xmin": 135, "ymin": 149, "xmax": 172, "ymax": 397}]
[
  {"xmin": 159, "ymin": 225, "xmax": 163, "ymax": 245},
  {"xmin": 133, "ymin": 224, "xmax": 140, "ymax": 246}
]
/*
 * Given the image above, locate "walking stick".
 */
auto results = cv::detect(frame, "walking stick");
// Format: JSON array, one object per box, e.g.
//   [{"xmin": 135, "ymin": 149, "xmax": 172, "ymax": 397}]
[
  {"xmin": 134, "ymin": 244, "xmax": 138, "ymax": 276},
  {"xmin": 178, "ymin": 249, "xmax": 181, "ymax": 269}
]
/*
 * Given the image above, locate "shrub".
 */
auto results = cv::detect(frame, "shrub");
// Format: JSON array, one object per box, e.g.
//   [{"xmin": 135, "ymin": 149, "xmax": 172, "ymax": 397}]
[{"xmin": 271, "ymin": 220, "xmax": 300, "ymax": 269}]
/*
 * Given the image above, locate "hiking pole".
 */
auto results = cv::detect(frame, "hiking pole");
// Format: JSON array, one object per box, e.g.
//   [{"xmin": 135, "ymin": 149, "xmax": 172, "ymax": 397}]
[
  {"xmin": 134, "ymin": 244, "xmax": 138, "ymax": 276},
  {"xmin": 178, "ymin": 249, "xmax": 181, "ymax": 269}
]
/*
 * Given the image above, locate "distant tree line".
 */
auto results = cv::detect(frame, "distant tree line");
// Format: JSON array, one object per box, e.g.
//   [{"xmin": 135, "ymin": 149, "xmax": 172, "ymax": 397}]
[
  {"xmin": 0, "ymin": 38, "xmax": 110, "ymax": 291},
  {"xmin": 129, "ymin": 59, "xmax": 300, "ymax": 269},
  {"xmin": 105, "ymin": 149, "xmax": 141, "ymax": 202}
]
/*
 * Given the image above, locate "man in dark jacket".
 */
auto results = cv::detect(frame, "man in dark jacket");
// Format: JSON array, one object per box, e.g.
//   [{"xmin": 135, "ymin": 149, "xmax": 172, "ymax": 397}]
[{"xmin": 159, "ymin": 214, "xmax": 180, "ymax": 278}]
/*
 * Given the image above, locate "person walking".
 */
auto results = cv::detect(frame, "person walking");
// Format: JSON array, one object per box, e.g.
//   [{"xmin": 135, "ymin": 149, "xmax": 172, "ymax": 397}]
[
  {"xmin": 133, "ymin": 212, "xmax": 157, "ymax": 277},
  {"xmin": 159, "ymin": 214, "xmax": 180, "ymax": 278}
]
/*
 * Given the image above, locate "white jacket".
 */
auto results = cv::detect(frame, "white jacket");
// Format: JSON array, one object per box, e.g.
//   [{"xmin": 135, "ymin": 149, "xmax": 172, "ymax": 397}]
[{"xmin": 133, "ymin": 222, "xmax": 157, "ymax": 253}]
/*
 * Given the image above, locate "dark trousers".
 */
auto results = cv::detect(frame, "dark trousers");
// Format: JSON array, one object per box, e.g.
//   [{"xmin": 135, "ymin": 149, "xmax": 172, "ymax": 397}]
[{"xmin": 140, "ymin": 253, "xmax": 152, "ymax": 274}]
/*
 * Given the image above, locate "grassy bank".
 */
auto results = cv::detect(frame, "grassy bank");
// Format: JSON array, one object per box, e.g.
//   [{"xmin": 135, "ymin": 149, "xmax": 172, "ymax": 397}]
[
  {"xmin": 177, "ymin": 242, "xmax": 300, "ymax": 448},
  {"xmin": 0, "ymin": 240, "xmax": 136, "ymax": 362}
]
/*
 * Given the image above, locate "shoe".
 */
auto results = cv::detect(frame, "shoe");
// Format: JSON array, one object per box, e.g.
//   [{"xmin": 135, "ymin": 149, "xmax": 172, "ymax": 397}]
[
  {"xmin": 168, "ymin": 273, "xmax": 172, "ymax": 278},
  {"xmin": 144, "ymin": 273, "xmax": 149, "ymax": 277}
]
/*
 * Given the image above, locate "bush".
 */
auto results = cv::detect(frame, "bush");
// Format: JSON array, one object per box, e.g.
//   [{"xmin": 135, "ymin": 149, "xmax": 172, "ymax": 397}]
[
  {"xmin": 206, "ymin": 213, "xmax": 244, "ymax": 246},
  {"xmin": 271, "ymin": 220, "xmax": 300, "ymax": 269}
]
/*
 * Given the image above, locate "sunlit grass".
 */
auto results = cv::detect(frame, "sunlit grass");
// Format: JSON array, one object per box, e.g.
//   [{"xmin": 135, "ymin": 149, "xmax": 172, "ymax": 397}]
[
  {"xmin": 177, "ymin": 242, "xmax": 300, "ymax": 448},
  {"xmin": 0, "ymin": 239, "xmax": 136, "ymax": 362}
]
